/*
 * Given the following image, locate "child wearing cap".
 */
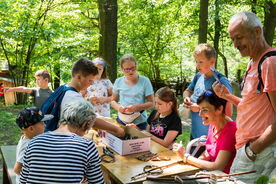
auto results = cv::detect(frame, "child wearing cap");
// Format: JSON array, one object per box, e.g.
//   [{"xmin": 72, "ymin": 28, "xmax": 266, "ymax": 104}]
[
  {"xmin": 85, "ymin": 58, "xmax": 113, "ymax": 117},
  {"xmin": 14, "ymin": 107, "xmax": 53, "ymax": 183}
]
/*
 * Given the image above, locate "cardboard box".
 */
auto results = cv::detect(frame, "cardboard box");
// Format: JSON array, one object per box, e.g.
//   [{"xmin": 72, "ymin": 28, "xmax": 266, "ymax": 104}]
[{"xmin": 101, "ymin": 126, "xmax": 151, "ymax": 155}]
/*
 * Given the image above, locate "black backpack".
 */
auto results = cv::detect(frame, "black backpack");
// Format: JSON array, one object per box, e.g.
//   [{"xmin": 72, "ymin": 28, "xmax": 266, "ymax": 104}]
[
  {"xmin": 241, "ymin": 51, "xmax": 276, "ymax": 101},
  {"xmin": 41, "ymin": 85, "xmax": 78, "ymax": 132}
]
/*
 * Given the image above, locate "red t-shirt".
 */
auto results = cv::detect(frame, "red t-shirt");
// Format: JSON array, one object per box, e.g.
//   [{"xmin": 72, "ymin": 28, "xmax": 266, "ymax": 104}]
[{"xmin": 205, "ymin": 121, "xmax": 237, "ymax": 173}]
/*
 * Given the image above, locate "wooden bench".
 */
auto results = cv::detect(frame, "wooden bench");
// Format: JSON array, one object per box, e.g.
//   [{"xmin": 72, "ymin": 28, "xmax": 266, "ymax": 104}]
[{"xmin": 1, "ymin": 145, "xmax": 17, "ymax": 184}]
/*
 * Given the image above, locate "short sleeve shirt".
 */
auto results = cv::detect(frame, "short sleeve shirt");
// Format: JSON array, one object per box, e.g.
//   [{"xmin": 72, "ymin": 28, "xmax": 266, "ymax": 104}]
[
  {"xmin": 86, "ymin": 79, "xmax": 113, "ymax": 117},
  {"xmin": 205, "ymin": 121, "xmax": 237, "ymax": 174},
  {"xmin": 113, "ymin": 75, "xmax": 154, "ymax": 125},
  {"xmin": 147, "ymin": 110, "xmax": 182, "ymax": 140},
  {"xmin": 31, "ymin": 88, "xmax": 53, "ymax": 109},
  {"xmin": 187, "ymin": 72, "xmax": 232, "ymax": 139},
  {"xmin": 61, "ymin": 89, "xmax": 83, "ymax": 115},
  {"xmin": 236, "ymin": 48, "xmax": 276, "ymax": 149},
  {"xmin": 16, "ymin": 136, "xmax": 30, "ymax": 184}
]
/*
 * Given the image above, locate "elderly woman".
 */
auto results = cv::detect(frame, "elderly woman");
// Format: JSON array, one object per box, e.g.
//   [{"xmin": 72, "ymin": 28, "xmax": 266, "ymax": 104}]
[
  {"xmin": 20, "ymin": 98, "xmax": 104, "ymax": 184},
  {"xmin": 173, "ymin": 89, "xmax": 237, "ymax": 173}
]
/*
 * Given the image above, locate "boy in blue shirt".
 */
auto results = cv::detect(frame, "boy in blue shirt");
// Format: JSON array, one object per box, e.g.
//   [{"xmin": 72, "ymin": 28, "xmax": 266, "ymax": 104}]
[{"xmin": 183, "ymin": 43, "xmax": 233, "ymax": 140}]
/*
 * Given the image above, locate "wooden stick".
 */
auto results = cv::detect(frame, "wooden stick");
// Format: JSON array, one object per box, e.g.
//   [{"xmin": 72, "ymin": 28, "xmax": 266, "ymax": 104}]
[{"xmin": 146, "ymin": 170, "xmax": 256, "ymax": 181}]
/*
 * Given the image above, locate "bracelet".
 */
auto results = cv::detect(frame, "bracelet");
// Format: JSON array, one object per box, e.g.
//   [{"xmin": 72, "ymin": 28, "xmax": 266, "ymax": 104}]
[{"xmin": 183, "ymin": 153, "xmax": 190, "ymax": 163}]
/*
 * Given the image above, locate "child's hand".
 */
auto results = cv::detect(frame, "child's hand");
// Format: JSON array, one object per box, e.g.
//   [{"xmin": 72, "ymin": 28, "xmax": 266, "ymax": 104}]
[
  {"xmin": 89, "ymin": 96, "xmax": 99, "ymax": 104},
  {"xmin": 183, "ymin": 97, "xmax": 193, "ymax": 108},
  {"xmin": 125, "ymin": 105, "xmax": 137, "ymax": 113},
  {"xmin": 126, "ymin": 123, "xmax": 138, "ymax": 129},
  {"xmin": 118, "ymin": 106, "xmax": 126, "ymax": 113},
  {"xmin": 98, "ymin": 97, "xmax": 106, "ymax": 104},
  {"xmin": 173, "ymin": 142, "xmax": 185, "ymax": 160},
  {"xmin": 3, "ymin": 87, "xmax": 11, "ymax": 92},
  {"xmin": 184, "ymin": 97, "xmax": 191, "ymax": 104},
  {"xmin": 188, "ymin": 103, "xmax": 200, "ymax": 112}
]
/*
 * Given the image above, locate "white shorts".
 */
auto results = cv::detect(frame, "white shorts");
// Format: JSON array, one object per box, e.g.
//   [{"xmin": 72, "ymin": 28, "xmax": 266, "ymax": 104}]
[{"xmin": 230, "ymin": 143, "xmax": 276, "ymax": 184}]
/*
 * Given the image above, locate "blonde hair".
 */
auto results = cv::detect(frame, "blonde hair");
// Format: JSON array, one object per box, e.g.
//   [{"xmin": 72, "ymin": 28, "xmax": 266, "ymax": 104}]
[
  {"xmin": 120, "ymin": 54, "xmax": 137, "ymax": 68},
  {"xmin": 35, "ymin": 69, "xmax": 51, "ymax": 81},
  {"xmin": 193, "ymin": 43, "xmax": 216, "ymax": 60}
]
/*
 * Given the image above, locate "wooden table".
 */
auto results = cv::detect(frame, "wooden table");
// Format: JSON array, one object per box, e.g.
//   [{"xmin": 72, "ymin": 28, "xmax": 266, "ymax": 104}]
[
  {"xmin": 0, "ymin": 145, "xmax": 17, "ymax": 184},
  {"xmin": 86, "ymin": 117, "xmax": 200, "ymax": 184}
]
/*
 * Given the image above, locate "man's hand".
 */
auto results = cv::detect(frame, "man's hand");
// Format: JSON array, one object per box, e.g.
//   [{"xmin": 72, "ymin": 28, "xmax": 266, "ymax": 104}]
[{"xmin": 212, "ymin": 82, "xmax": 230, "ymax": 100}]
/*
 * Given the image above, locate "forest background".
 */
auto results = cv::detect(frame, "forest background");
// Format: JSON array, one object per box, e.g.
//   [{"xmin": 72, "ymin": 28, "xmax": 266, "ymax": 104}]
[
  {"xmin": 0, "ymin": 0, "xmax": 276, "ymax": 182},
  {"xmin": 0, "ymin": 0, "xmax": 275, "ymax": 104}
]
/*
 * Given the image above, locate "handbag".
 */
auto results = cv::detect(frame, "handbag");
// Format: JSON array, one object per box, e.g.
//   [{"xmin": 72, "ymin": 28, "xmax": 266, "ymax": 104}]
[{"xmin": 118, "ymin": 112, "xmax": 141, "ymax": 123}]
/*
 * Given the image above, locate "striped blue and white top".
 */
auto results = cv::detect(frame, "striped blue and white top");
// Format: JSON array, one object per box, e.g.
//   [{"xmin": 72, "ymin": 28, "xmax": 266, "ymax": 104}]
[{"xmin": 20, "ymin": 132, "xmax": 105, "ymax": 184}]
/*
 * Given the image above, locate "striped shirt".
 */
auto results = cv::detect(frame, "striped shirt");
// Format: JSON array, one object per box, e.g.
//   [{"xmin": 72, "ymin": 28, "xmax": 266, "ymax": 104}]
[{"xmin": 20, "ymin": 132, "xmax": 105, "ymax": 184}]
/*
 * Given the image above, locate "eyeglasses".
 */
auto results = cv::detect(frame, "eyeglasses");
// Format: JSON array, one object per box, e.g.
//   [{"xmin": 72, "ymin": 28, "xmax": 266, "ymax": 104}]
[
  {"xmin": 199, "ymin": 108, "xmax": 209, "ymax": 114},
  {"xmin": 123, "ymin": 66, "xmax": 136, "ymax": 72}
]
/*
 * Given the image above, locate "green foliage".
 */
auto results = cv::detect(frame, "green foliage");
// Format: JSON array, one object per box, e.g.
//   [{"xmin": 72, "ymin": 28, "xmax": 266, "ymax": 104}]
[
  {"xmin": 257, "ymin": 176, "xmax": 269, "ymax": 184},
  {"xmin": 0, "ymin": 0, "xmax": 275, "ymax": 94},
  {"xmin": 176, "ymin": 131, "xmax": 190, "ymax": 147},
  {"xmin": 270, "ymin": 175, "xmax": 276, "ymax": 183}
]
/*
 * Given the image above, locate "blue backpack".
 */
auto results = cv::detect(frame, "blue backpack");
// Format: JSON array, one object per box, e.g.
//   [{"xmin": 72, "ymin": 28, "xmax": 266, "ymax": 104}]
[{"xmin": 41, "ymin": 85, "xmax": 78, "ymax": 132}]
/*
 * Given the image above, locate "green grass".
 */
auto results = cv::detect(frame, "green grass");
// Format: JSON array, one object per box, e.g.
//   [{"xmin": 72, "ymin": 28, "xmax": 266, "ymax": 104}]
[
  {"xmin": 0, "ymin": 104, "xmax": 27, "ymax": 146},
  {"xmin": 0, "ymin": 104, "xmax": 27, "ymax": 183}
]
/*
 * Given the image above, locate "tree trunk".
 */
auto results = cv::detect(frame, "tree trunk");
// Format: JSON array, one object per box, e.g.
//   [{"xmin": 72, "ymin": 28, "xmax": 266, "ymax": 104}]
[
  {"xmin": 213, "ymin": 0, "xmax": 220, "ymax": 69},
  {"xmin": 218, "ymin": 50, "xmax": 228, "ymax": 77},
  {"xmin": 198, "ymin": 0, "xmax": 209, "ymax": 44},
  {"xmin": 263, "ymin": 1, "xmax": 276, "ymax": 46},
  {"xmin": 53, "ymin": 63, "xmax": 60, "ymax": 90},
  {"xmin": 98, "ymin": 0, "xmax": 118, "ymax": 82}
]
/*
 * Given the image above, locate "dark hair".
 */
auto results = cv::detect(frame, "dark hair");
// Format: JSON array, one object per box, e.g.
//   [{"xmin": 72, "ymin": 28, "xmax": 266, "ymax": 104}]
[
  {"xmin": 72, "ymin": 58, "xmax": 98, "ymax": 77},
  {"xmin": 35, "ymin": 69, "xmax": 51, "ymax": 81},
  {"xmin": 197, "ymin": 89, "xmax": 227, "ymax": 113},
  {"xmin": 153, "ymin": 87, "xmax": 178, "ymax": 120}
]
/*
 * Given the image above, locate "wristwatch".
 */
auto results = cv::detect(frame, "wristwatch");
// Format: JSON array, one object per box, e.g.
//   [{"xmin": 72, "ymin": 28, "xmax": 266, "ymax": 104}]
[{"xmin": 245, "ymin": 143, "xmax": 257, "ymax": 160}]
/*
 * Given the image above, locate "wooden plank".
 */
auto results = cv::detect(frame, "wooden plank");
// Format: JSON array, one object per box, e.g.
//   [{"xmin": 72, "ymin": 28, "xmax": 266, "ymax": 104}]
[
  {"xmin": 1, "ymin": 145, "xmax": 17, "ymax": 184},
  {"xmin": 88, "ymin": 118, "xmax": 200, "ymax": 184}
]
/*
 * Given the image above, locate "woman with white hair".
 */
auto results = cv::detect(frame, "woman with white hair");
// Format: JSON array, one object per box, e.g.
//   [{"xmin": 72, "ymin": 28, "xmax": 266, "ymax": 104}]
[{"xmin": 20, "ymin": 98, "xmax": 104, "ymax": 184}]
